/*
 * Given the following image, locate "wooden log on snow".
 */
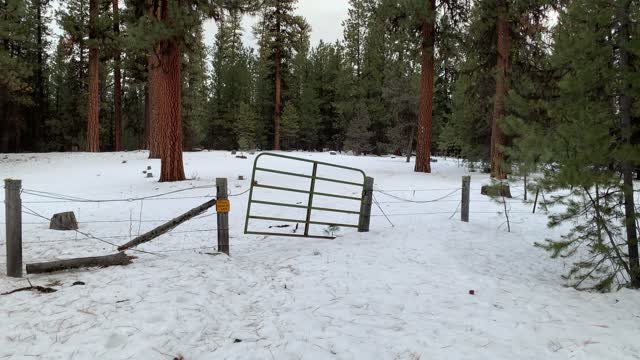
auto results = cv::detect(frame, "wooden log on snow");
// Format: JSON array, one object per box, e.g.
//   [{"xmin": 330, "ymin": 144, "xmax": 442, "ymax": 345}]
[
  {"xmin": 26, "ymin": 252, "xmax": 135, "ymax": 274},
  {"xmin": 117, "ymin": 198, "xmax": 217, "ymax": 251}
]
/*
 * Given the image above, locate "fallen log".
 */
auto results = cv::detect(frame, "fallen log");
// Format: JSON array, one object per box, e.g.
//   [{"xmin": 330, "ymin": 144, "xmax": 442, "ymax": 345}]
[
  {"xmin": 26, "ymin": 252, "xmax": 135, "ymax": 274},
  {"xmin": 118, "ymin": 198, "xmax": 217, "ymax": 251}
]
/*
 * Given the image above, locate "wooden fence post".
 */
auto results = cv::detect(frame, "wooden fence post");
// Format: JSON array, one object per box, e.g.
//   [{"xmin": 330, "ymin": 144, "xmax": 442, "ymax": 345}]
[
  {"xmin": 461, "ymin": 176, "xmax": 470, "ymax": 223},
  {"xmin": 358, "ymin": 177, "xmax": 374, "ymax": 232},
  {"xmin": 5, "ymin": 179, "xmax": 22, "ymax": 277},
  {"xmin": 216, "ymin": 178, "xmax": 230, "ymax": 255}
]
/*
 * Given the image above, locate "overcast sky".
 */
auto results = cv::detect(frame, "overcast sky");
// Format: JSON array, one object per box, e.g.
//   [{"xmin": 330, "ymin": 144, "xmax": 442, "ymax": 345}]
[{"xmin": 205, "ymin": 1, "xmax": 350, "ymax": 48}]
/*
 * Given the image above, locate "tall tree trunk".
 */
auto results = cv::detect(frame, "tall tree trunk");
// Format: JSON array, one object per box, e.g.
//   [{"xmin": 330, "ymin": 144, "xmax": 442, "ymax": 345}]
[
  {"xmin": 414, "ymin": 0, "xmax": 436, "ymax": 173},
  {"xmin": 273, "ymin": 47, "xmax": 282, "ymax": 150},
  {"xmin": 144, "ymin": 83, "xmax": 150, "ymax": 148},
  {"xmin": 617, "ymin": 0, "xmax": 639, "ymax": 287},
  {"xmin": 146, "ymin": 0, "xmax": 161, "ymax": 158},
  {"xmin": 158, "ymin": 0, "xmax": 185, "ymax": 182},
  {"xmin": 113, "ymin": 0, "xmax": 123, "ymax": 151},
  {"xmin": 31, "ymin": 0, "xmax": 45, "ymax": 151},
  {"xmin": 490, "ymin": 0, "xmax": 510, "ymax": 179},
  {"xmin": 86, "ymin": 0, "xmax": 100, "ymax": 152},
  {"xmin": 273, "ymin": 4, "xmax": 282, "ymax": 151},
  {"xmin": 406, "ymin": 123, "xmax": 416, "ymax": 163}
]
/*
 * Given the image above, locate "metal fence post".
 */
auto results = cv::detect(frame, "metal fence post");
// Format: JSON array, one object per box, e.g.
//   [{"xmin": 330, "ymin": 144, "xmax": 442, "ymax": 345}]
[
  {"xmin": 5, "ymin": 179, "xmax": 22, "ymax": 277},
  {"xmin": 461, "ymin": 176, "xmax": 470, "ymax": 223},
  {"xmin": 216, "ymin": 178, "xmax": 230, "ymax": 255},
  {"xmin": 358, "ymin": 177, "xmax": 374, "ymax": 232}
]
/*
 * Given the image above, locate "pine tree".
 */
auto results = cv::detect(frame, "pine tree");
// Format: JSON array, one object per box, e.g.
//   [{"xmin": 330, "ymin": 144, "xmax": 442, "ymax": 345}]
[
  {"xmin": 0, "ymin": 0, "xmax": 33, "ymax": 152},
  {"xmin": 344, "ymin": 102, "xmax": 374, "ymax": 155},
  {"xmin": 209, "ymin": 9, "xmax": 255, "ymax": 149},
  {"xmin": 255, "ymin": 0, "xmax": 308, "ymax": 150},
  {"xmin": 510, "ymin": 0, "xmax": 640, "ymax": 291},
  {"xmin": 279, "ymin": 102, "xmax": 300, "ymax": 149},
  {"xmin": 182, "ymin": 22, "xmax": 209, "ymax": 150},
  {"xmin": 128, "ymin": 0, "xmax": 259, "ymax": 181},
  {"xmin": 112, "ymin": 0, "xmax": 123, "ymax": 151},
  {"xmin": 234, "ymin": 102, "xmax": 258, "ymax": 151},
  {"xmin": 414, "ymin": 0, "xmax": 436, "ymax": 173},
  {"xmin": 86, "ymin": 0, "xmax": 100, "ymax": 152}
]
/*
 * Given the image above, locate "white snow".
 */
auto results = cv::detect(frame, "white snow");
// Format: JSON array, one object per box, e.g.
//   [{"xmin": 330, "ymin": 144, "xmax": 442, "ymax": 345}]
[{"xmin": 0, "ymin": 151, "xmax": 638, "ymax": 360}]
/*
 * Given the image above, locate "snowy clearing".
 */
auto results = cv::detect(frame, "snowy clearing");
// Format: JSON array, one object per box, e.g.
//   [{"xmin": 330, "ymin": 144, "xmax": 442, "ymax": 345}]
[{"xmin": 1, "ymin": 151, "xmax": 639, "ymax": 360}]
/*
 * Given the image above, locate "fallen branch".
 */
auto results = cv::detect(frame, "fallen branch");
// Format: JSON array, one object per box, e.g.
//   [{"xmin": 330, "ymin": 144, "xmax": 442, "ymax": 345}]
[
  {"xmin": 2, "ymin": 286, "xmax": 57, "ymax": 295},
  {"xmin": 118, "ymin": 199, "xmax": 217, "ymax": 251},
  {"xmin": 26, "ymin": 252, "xmax": 136, "ymax": 274}
]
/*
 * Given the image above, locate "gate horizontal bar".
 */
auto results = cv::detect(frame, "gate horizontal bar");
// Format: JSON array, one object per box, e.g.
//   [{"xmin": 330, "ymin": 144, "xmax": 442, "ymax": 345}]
[
  {"xmin": 311, "ymin": 206, "xmax": 360, "ymax": 215},
  {"xmin": 315, "ymin": 191, "xmax": 362, "ymax": 201},
  {"xmin": 252, "ymin": 200, "xmax": 360, "ymax": 215},
  {"xmin": 245, "ymin": 231, "xmax": 335, "ymax": 240},
  {"xmin": 254, "ymin": 183, "xmax": 361, "ymax": 201},
  {"xmin": 253, "ymin": 152, "xmax": 367, "ymax": 178},
  {"xmin": 308, "ymin": 220, "xmax": 359, "ymax": 228},
  {"xmin": 249, "ymin": 215, "xmax": 305, "ymax": 223},
  {"xmin": 316, "ymin": 176, "xmax": 364, "ymax": 187},
  {"xmin": 255, "ymin": 167, "xmax": 312, "ymax": 179},
  {"xmin": 248, "ymin": 215, "xmax": 358, "ymax": 228},
  {"xmin": 254, "ymin": 184, "xmax": 310, "ymax": 194},
  {"xmin": 252, "ymin": 200, "xmax": 307, "ymax": 210}
]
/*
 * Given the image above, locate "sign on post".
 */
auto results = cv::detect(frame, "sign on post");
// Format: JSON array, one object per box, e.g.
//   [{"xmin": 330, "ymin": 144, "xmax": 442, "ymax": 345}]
[{"xmin": 216, "ymin": 199, "xmax": 230, "ymax": 213}]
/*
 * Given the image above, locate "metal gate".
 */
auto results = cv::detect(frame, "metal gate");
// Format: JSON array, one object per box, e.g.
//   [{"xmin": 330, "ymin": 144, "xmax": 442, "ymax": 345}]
[{"xmin": 244, "ymin": 153, "xmax": 369, "ymax": 239}]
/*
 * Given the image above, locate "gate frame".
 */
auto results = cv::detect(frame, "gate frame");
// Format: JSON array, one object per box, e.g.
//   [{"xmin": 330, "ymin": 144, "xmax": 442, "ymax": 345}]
[{"xmin": 244, "ymin": 153, "xmax": 371, "ymax": 239}]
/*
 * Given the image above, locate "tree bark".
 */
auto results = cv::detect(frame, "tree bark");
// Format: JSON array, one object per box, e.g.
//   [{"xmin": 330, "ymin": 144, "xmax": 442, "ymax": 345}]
[
  {"xmin": 490, "ymin": 0, "xmax": 510, "ymax": 179},
  {"xmin": 158, "ymin": 0, "xmax": 185, "ymax": 182},
  {"xmin": 113, "ymin": 0, "xmax": 123, "ymax": 151},
  {"xmin": 144, "ymin": 83, "xmax": 150, "ymax": 148},
  {"xmin": 414, "ymin": 0, "xmax": 436, "ymax": 173},
  {"xmin": 617, "ymin": 0, "xmax": 639, "ymax": 287},
  {"xmin": 86, "ymin": 0, "xmax": 100, "ymax": 152}
]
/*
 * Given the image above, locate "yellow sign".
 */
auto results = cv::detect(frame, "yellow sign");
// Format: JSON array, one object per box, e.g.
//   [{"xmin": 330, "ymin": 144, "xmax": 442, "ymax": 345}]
[{"xmin": 216, "ymin": 199, "xmax": 230, "ymax": 213}]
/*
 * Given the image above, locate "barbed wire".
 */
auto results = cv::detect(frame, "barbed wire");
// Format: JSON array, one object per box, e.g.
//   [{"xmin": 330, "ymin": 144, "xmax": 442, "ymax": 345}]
[
  {"xmin": 371, "ymin": 210, "xmax": 537, "ymax": 217},
  {"xmin": 20, "ymin": 204, "xmax": 165, "ymax": 258},
  {"xmin": 19, "ymin": 185, "xmax": 216, "ymax": 204},
  {"xmin": 372, "ymin": 188, "xmax": 460, "ymax": 192},
  {"xmin": 374, "ymin": 188, "xmax": 461, "ymax": 204},
  {"xmin": 9, "ymin": 211, "xmax": 218, "ymax": 226}
]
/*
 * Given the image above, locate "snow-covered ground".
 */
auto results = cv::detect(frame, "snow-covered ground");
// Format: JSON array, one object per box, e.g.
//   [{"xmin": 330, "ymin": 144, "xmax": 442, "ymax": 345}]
[{"xmin": 0, "ymin": 151, "xmax": 638, "ymax": 360}]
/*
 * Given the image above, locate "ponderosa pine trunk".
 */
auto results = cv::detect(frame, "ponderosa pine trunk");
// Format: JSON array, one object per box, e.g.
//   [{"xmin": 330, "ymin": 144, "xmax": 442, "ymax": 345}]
[
  {"xmin": 144, "ymin": 83, "xmax": 150, "ymax": 148},
  {"xmin": 414, "ymin": 0, "xmax": 436, "ymax": 173},
  {"xmin": 113, "ymin": 0, "xmax": 122, "ymax": 151},
  {"xmin": 86, "ymin": 0, "xmax": 100, "ymax": 152},
  {"xmin": 157, "ymin": 0, "xmax": 185, "ymax": 182},
  {"xmin": 490, "ymin": 0, "xmax": 509, "ymax": 180},
  {"xmin": 617, "ymin": 0, "xmax": 639, "ymax": 287}
]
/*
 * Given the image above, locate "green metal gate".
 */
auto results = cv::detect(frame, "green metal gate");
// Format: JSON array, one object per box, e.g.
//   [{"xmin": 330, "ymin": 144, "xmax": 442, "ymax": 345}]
[{"xmin": 244, "ymin": 153, "xmax": 369, "ymax": 239}]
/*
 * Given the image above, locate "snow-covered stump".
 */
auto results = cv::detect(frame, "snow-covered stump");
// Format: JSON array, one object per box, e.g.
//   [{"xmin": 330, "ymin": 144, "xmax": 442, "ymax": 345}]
[
  {"xmin": 49, "ymin": 212, "xmax": 79, "ymax": 231},
  {"xmin": 4, "ymin": 179, "xmax": 22, "ymax": 277}
]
